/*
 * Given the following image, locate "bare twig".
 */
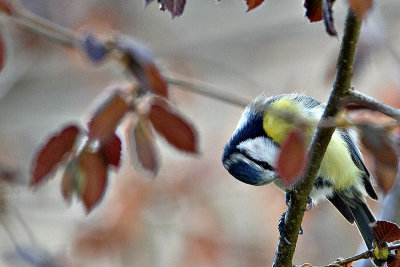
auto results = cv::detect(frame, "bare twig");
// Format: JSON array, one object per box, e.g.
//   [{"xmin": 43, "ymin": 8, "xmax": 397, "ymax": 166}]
[
  {"xmin": 166, "ymin": 78, "xmax": 249, "ymax": 108},
  {"xmin": 11, "ymin": 7, "xmax": 80, "ymax": 47},
  {"xmin": 345, "ymin": 90, "xmax": 400, "ymax": 120},
  {"xmin": 325, "ymin": 250, "xmax": 373, "ymax": 267}
]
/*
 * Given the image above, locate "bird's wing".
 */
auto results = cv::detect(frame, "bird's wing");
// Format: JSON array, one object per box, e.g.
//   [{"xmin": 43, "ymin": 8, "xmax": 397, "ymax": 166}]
[
  {"xmin": 327, "ymin": 192, "xmax": 355, "ymax": 223},
  {"xmin": 340, "ymin": 131, "xmax": 378, "ymax": 200}
]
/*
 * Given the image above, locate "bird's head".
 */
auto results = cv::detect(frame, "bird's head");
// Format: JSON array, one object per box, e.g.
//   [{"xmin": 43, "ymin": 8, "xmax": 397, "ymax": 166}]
[
  {"xmin": 222, "ymin": 94, "xmax": 321, "ymax": 186},
  {"xmin": 222, "ymin": 96, "xmax": 280, "ymax": 186}
]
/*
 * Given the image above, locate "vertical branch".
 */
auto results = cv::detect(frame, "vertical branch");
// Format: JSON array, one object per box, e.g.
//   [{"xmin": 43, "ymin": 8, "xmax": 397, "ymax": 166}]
[{"xmin": 273, "ymin": 10, "xmax": 362, "ymax": 267}]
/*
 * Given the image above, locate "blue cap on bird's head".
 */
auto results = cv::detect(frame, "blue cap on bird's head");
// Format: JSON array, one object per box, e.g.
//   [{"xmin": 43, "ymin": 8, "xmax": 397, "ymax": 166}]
[{"xmin": 222, "ymin": 106, "xmax": 279, "ymax": 186}]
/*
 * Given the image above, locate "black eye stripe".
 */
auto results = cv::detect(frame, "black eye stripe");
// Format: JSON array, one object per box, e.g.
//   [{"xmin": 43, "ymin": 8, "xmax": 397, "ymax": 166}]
[{"xmin": 242, "ymin": 152, "xmax": 274, "ymax": 171}]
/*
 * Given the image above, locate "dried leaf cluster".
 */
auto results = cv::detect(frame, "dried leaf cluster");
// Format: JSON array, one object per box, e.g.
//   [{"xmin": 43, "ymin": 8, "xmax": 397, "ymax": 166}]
[{"xmin": 29, "ymin": 33, "xmax": 199, "ymax": 212}]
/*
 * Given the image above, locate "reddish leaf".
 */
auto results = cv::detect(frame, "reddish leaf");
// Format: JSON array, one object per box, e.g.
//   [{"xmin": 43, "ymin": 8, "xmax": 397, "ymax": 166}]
[
  {"xmin": 79, "ymin": 149, "xmax": 108, "ymax": 213},
  {"xmin": 115, "ymin": 36, "xmax": 169, "ymax": 98},
  {"xmin": 0, "ymin": 0, "xmax": 15, "ymax": 15},
  {"xmin": 148, "ymin": 97, "xmax": 198, "ymax": 153},
  {"xmin": 304, "ymin": 0, "xmax": 323, "ymax": 22},
  {"xmin": 323, "ymin": 0, "xmax": 337, "ymax": 36},
  {"xmin": 159, "ymin": 0, "xmax": 186, "ymax": 17},
  {"xmin": 31, "ymin": 125, "xmax": 80, "ymax": 186},
  {"xmin": 143, "ymin": 63, "xmax": 169, "ymax": 98},
  {"xmin": 276, "ymin": 127, "xmax": 307, "ymax": 187},
  {"xmin": 359, "ymin": 124, "xmax": 398, "ymax": 194},
  {"xmin": 129, "ymin": 117, "xmax": 159, "ymax": 175},
  {"xmin": 88, "ymin": 91, "xmax": 129, "ymax": 142},
  {"xmin": 0, "ymin": 32, "xmax": 5, "ymax": 72},
  {"xmin": 348, "ymin": 0, "xmax": 373, "ymax": 19},
  {"xmin": 372, "ymin": 221, "xmax": 400, "ymax": 245},
  {"xmin": 246, "ymin": 0, "xmax": 265, "ymax": 12},
  {"xmin": 101, "ymin": 133, "xmax": 122, "ymax": 168},
  {"xmin": 389, "ymin": 258, "xmax": 400, "ymax": 267}
]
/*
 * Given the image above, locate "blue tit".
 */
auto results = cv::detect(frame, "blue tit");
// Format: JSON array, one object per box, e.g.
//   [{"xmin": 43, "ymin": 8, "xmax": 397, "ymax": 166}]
[{"xmin": 222, "ymin": 94, "xmax": 378, "ymax": 249}]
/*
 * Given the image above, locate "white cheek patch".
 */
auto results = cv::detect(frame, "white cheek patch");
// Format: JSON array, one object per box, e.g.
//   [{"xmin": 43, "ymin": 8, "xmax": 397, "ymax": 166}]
[{"xmin": 237, "ymin": 136, "xmax": 279, "ymax": 167}]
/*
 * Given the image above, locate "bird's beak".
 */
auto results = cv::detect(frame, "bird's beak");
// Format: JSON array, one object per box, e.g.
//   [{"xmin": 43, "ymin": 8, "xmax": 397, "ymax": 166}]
[{"xmin": 222, "ymin": 151, "xmax": 275, "ymax": 186}]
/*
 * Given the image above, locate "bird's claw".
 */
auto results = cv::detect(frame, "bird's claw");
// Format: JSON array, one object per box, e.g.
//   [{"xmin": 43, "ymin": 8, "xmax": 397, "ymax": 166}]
[
  {"xmin": 278, "ymin": 211, "xmax": 291, "ymax": 244},
  {"xmin": 280, "ymin": 193, "xmax": 307, "ymax": 240},
  {"xmin": 305, "ymin": 197, "xmax": 313, "ymax": 211}
]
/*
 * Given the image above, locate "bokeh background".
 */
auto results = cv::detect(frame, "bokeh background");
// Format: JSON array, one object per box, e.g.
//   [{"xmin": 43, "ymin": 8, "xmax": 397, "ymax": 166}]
[{"xmin": 0, "ymin": 0, "xmax": 400, "ymax": 266}]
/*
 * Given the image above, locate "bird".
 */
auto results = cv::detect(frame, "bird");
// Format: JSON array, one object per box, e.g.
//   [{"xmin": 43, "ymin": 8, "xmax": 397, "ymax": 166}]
[{"xmin": 222, "ymin": 93, "xmax": 378, "ymax": 250}]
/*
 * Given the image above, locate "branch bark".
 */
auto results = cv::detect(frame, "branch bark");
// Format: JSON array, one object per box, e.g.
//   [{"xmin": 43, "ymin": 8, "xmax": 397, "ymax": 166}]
[{"xmin": 273, "ymin": 10, "xmax": 362, "ymax": 267}]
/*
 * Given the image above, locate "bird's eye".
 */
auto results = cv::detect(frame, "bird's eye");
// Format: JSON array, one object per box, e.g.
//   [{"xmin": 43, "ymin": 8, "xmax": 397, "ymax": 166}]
[
  {"xmin": 242, "ymin": 152, "xmax": 274, "ymax": 171},
  {"xmin": 254, "ymin": 159, "xmax": 274, "ymax": 171}
]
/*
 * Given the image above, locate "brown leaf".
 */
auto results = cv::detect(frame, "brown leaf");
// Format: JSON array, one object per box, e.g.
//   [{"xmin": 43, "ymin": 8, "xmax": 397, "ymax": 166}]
[
  {"xmin": 115, "ymin": 36, "xmax": 169, "ymax": 98},
  {"xmin": 276, "ymin": 127, "xmax": 307, "ymax": 187},
  {"xmin": 148, "ymin": 97, "xmax": 198, "ymax": 153},
  {"xmin": 304, "ymin": 0, "xmax": 323, "ymax": 22},
  {"xmin": 159, "ymin": 0, "xmax": 186, "ymax": 17},
  {"xmin": 143, "ymin": 63, "xmax": 169, "ymax": 98},
  {"xmin": 31, "ymin": 125, "xmax": 80, "ymax": 186},
  {"xmin": 389, "ymin": 258, "xmax": 400, "ymax": 267},
  {"xmin": 129, "ymin": 117, "xmax": 159, "ymax": 175},
  {"xmin": 79, "ymin": 149, "xmax": 108, "ymax": 213},
  {"xmin": 348, "ymin": 0, "xmax": 373, "ymax": 19},
  {"xmin": 359, "ymin": 124, "xmax": 398, "ymax": 194},
  {"xmin": 323, "ymin": 0, "xmax": 337, "ymax": 36},
  {"xmin": 246, "ymin": 0, "xmax": 265, "ymax": 12},
  {"xmin": 372, "ymin": 221, "xmax": 400, "ymax": 245},
  {"xmin": 101, "ymin": 133, "xmax": 122, "ymax": 168},
  {"xmin": 88, "ymin": 91, "xmax": 129, "ymax": 142}
]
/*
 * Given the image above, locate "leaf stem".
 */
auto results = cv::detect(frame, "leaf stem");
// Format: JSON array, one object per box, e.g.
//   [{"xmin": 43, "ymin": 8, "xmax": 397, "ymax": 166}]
[{"xmin": 272, "ymin": 10, "xmax": 362, "ymax": 267}]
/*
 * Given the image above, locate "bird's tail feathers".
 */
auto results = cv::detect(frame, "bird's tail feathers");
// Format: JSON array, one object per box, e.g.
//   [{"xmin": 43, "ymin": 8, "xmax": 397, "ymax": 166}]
[{"xmin": 349, "ymin": 201, "xmax": 376, "ymax": 250}]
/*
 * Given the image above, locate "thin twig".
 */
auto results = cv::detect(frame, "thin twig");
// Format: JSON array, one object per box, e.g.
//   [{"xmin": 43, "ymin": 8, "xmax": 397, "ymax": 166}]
[
  {"xmin": 11, "ymin": 8, "xmax": 80, "ymax": 47},
  {"xmin": 325, "ymin": 250, "xmax": 373, "ymax": 267},
  {"xmin": 166, "ymin": 78, "xmax": 249, "ymax": 108},
  {"xmin": 0, "ymin": 215, "xmax": 19, "ymax": 248}
]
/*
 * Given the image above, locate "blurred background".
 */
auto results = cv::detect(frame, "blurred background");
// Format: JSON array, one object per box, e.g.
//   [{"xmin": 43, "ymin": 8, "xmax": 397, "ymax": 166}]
[{"xmin": 0, "ymin": 0, "xmax": 400, "ymax": 266}]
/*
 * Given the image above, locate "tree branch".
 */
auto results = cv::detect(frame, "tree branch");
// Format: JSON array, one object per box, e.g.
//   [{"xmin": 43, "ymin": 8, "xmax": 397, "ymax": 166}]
[
  {"xmin": 345, "ymin": 90, "xmax": 400, "ymax": 120},
  {"xmin": 325, "ymin": 250, "xmax": 373, "ymax": 267},
  {"xmin": 273, "ymin": 10, "xmax": 362, "ymax": 267}
]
